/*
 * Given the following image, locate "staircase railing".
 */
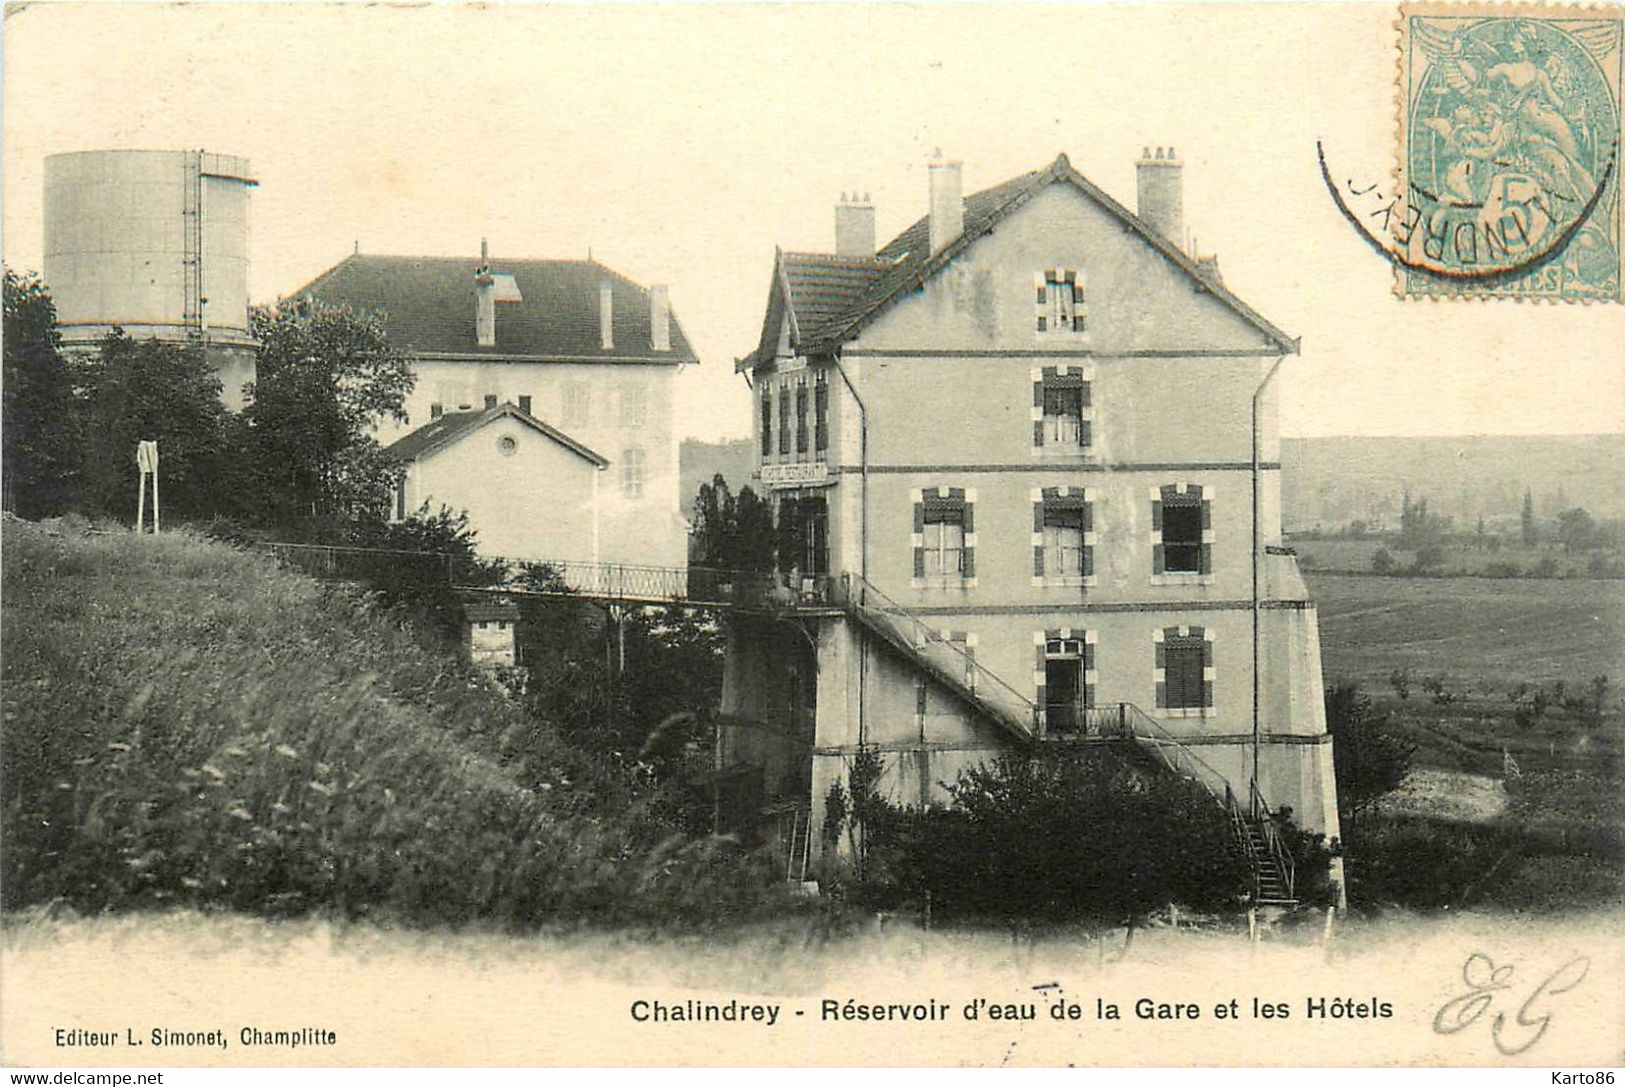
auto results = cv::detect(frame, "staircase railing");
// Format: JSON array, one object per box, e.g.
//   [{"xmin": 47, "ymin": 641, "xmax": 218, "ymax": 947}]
[
  {"xmin": 1112, "ymin": 703, "xmax": 1295, "ymax": 905},
  {"xmin": 1250, "ymin": 781, "xmax": 1297, "ymax": 902},
  {"xmin": 1116, "ymin": 703, "xmax": 1237, "ymax": 804},
  {"xmin": 1224, "ymin": 783, "xmax": 1263, "ymax": 903},
  {"xmin": 836, "ymin": 573, "xmax": 1039, "ymax": 743}
]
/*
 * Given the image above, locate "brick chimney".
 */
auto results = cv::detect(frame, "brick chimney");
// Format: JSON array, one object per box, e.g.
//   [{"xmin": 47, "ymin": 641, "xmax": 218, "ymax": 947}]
[
  {"xmin": 835, "ymin": 192, "xmax": 876, "ymax": 257},
  {"xmin": 599, "ymin": 280, "xmax": 614, "ymax": 350},
  {"xmin": 928, "ymin": 153, "xmax": 963, "ymax": 256},
  {"xmin": 475, "ymin": 239, "xmax": 496, "ymax": 347},
  {"xmin": 1135, "ymin": 146, "xmax": 1184, "ymax": 247},
  {"xmin": 649, "ymin": 284, "xmax": 670, "ymax": 352}
]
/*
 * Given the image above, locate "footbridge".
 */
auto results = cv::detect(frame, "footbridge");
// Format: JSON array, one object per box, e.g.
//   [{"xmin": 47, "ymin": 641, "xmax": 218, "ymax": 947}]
[{"xmin": 263, "ymin": 543, "xmax": 1298, "ymax": 905}]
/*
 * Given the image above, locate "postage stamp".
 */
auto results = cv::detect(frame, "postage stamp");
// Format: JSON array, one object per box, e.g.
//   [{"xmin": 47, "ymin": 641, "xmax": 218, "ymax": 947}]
[{"xmin": 1397, "ymin": 2, "xmax": 1624, "ymax": 301}]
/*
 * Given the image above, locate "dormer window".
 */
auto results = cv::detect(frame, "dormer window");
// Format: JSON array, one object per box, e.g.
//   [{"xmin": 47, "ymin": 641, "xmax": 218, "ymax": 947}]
[{"xmin": 1035, "ymin": 269, "xmax": 1087, "ymax": 333}]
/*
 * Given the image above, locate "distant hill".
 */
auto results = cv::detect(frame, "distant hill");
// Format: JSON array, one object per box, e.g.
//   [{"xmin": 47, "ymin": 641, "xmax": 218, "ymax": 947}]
[
  {"xmin": 1282, "ymin": 434, "xmax": 1625, "ymax": 532},
  {"xmin": 679, "ymin": 434, "xmax": 1624, "ymax": 535},
  {"xmin": 679, "ymin": 438, "xmax": 755, "ymax": 517}
]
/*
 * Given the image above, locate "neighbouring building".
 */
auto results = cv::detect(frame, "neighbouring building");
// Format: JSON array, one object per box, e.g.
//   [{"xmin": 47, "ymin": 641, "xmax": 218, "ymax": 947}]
[
  {"xmin": 722, "ymin": 150, "xmax": 1341, "ymax": 898},
  {"xmin": 295, "ymin": 247, "xmax": 695, "ymax": 567},
  {"xmin": 463, "ymin": 598, "xmax": 522, "ymax": 669},
  {"xmin": 384, "ymin": 400, "xmax": 608, "ymax": 561},
  {"xmin": 43, "ymin": 149, "xmax": 259, "ymax": 409}
]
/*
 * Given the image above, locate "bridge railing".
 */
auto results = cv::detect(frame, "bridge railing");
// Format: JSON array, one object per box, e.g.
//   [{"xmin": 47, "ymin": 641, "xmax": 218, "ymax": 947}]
[
  {"xmin": 497, "ymin": 557, "xmax": 840, "ymax": 610},
  {"xmin": 258, "ymin": 541, "xmax": 453, "ymax": 585}
]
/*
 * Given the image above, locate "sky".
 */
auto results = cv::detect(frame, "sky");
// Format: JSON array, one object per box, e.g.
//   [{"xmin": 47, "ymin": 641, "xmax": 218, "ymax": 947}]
[{"xmin": 5, "ymin": 2, "xmax": 1621, "ymax": 442}]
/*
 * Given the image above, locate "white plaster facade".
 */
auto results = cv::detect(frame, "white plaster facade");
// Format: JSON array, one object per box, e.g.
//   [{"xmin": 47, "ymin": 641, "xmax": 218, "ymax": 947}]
[{"xmin": 723, "ymin": 150, "xmax": 1342, "ymax": 867}]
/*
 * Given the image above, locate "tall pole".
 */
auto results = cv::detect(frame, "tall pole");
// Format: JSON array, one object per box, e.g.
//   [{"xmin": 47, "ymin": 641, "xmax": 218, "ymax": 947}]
[{"xmin": 1251, "ymin": 354, "xmax": 1288, "ymax": 817}]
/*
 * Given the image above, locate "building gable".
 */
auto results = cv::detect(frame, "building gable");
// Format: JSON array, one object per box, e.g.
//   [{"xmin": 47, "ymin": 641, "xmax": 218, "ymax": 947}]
[
  {"xmin": 852, "ymin": 180, "xmax": 1288, "ymax": 355},
  {"xmin": 385, "ymin": 401, "xmax": 608, "ymax": 467},
  {"xmin": 740, "ymin": 153, "xmax": 1295, "ymax": 367}
]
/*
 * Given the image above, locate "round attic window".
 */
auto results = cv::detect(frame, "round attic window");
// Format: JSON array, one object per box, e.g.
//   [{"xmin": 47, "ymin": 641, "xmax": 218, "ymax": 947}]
[{"xmin": 498, "ymin": 436, "xmax": 518, "ymax": 457}]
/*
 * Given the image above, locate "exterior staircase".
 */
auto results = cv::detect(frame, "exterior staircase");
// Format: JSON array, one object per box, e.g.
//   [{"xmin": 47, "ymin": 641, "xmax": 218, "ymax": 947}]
[
  {"xmin": 834, "ymin": 573, "xmax": 1039, "ymax": 744},
  {"xmin": 835, "ymin": 572, "xmax": 1297, "ymax": 909}
]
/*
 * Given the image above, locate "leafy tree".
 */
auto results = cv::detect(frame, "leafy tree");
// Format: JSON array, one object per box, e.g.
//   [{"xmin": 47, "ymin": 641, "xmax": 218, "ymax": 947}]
[
  {"xmin": 1587, "ymin": 675, "xmax": 1610, "ymax": 728},
  {"xmin": 1555, "ymin": 507, "xmax": 1599, "ymax": 553},
  {"xmin": 77, "ymin": 331, "xmax": 232, "ymax": 523},
  {"xmin": 346, "ymin": 503, "xmax": 508, "ymax": 642},
  {"xmin": 1371, "ymin": 547, "xmax": 1396, "ymax": 575},
  {"xmin": 2, "ymin": 270, "xmax": 82, "ymax": 516},
  {"xmin": 1327, "ymin": 683, "xmax": 1415, "ymax": 827},
  {"xmin": 1399, "ymin": 494, "xmax": 1450, "ymax": 551},
  {"xmin": 1521, "ymin": 487, "xmax": 1539, "ymax": 547},
  {"xmin": 243, "ymin": 298, "xmax": 415, "ymax": 526},
  {"xmin": 690, "ymin": 474, "xmax": 775, "ymax": 572}
]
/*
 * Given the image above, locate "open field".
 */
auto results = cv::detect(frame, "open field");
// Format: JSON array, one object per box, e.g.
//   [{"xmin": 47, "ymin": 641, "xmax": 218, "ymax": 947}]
[
  {"xmin": 1306, "ymin": 571, "xmax": 1624, "ymax": 692},
  {"xmin": 1291, "ymin": 536, "xmax": 1620, "ymax": 579},
  {"xmin": 1307, "ymin": 571, "xmax": 1623, "ymax": 915}
]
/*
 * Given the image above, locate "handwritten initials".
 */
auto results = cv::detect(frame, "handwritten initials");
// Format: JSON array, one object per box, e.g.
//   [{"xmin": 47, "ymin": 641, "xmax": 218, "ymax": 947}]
[{"xmin": 1434, "ymin": 952, "xmax": 1590, "ymax": 1055}]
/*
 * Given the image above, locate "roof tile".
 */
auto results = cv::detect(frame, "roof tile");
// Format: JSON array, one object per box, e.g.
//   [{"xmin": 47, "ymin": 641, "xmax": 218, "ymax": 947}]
[{"xmin": 293, "ymin": 255, "xmax": 698, "ymax": 363}]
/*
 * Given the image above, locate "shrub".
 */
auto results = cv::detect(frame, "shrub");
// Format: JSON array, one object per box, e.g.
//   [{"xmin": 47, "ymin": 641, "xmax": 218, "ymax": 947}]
[
  {"xmin": 1345, "ymin": 815, "xmax": 1519, "ymax": 909},
  {"xmin": 1327, "ymin": 683, "xmax": 1414, "ymax": 826},
  {"xmin": 824, "ymin": 748, "xmax": 1249, "ymax": 925},
  {"xmin": 1371, "ymin": 547, "xmax": 1396, "ymax": 575}
]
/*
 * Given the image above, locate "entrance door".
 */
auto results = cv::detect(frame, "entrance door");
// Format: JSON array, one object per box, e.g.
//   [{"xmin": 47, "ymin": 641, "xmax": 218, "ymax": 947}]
[
  {"xmin": 781, "ymin": 496, "xmax": 829, "ymax": 577},
  {"xmin": 802, "ymin": 498, "xmax": 828, "ymax": 575},
  {"xmin": 1045, "ymin": 653, "xmax": 1083, "ymax": 734}
]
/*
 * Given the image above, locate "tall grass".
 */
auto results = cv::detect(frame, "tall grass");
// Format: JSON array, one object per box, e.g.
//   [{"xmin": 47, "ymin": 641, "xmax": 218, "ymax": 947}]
[{"xmin": 2, "ymin": 522, "xmax": 794, "ymax": 928}]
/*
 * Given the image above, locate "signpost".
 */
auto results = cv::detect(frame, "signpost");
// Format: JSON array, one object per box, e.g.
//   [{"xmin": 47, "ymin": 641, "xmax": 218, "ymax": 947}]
[{"xmin": 135, "ymin": 440, "xmax": 160, "ymax": 533}]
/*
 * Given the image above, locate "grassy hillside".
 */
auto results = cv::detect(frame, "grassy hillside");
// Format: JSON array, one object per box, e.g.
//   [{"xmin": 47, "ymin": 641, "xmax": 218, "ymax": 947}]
[{"xmin": 1, "ymin": 520, "xmax": 790, "ymax": 927}]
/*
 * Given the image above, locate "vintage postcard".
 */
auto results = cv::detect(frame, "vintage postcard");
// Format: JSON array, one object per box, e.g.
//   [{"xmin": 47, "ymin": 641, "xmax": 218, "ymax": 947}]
[{"xmin": 2, "ymin": 0, "xmax": 1621, "ymax": 1072}]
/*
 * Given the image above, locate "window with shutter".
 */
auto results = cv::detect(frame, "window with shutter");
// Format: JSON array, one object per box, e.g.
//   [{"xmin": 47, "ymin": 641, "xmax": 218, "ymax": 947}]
[
  {"xmin": 1031, "ymin": 368, "xmax": 1092, "ymax": 454},
  {"xmin": 778, "ymin": 386, "xmax": 790, "ymax": 456},
  {"xmin": 1152, "ymin": 484, "xmax": 1213, "ymax": 579},
  {"xmin": 814, "ymin": 377, "xmax": 829, "ymax": 456},
  {"xmin": 1155, "ymin": 627, "xmax": 1214, "ymax": 714},
  {"xmin": 795, "ymin": 384, "xmax": 808, "ymax": 455},
  {"xmin": 1035, "ymin": 269, "xmax": 1088, "ymax": 334},
  {"xmin": 621, "ymin": 448, "xmax": 645, "ymax": 500},
  {"xmin": 912, "ymin": 488, "xmax": 975, "ymax": 586},
  {"xmin": 922, "ymin": 506, "xmax": 964, "ymax": 577},
  {"xmin": 1031, "ymin": 489, "xmax": 1095, "ymax": 584}
]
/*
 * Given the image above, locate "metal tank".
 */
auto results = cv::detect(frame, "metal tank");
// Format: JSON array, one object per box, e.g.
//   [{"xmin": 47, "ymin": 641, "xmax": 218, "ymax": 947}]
[{"xmin": 43, "ymin": 149, "xmax": 258, "ymax": 405}]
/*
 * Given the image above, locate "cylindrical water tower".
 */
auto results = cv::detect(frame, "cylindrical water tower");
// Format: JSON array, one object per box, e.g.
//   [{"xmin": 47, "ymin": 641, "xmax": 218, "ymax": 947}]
[{"xmin": 44, "ymin": 149, "xmax": 258, "ymax": 408}]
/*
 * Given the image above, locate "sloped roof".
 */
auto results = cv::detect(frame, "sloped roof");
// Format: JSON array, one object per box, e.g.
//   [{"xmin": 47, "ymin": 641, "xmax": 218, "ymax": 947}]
[
  {"xmin": 739, "ymin": 153, "xmax": 1295, "ymax": 370},
  {"xmin": 384, "ymin": 401, "xmax": 608, "ymax": 467},
  {"xmin": 292, "ymin": 254, "xmax": 698, "ymax": 363}
]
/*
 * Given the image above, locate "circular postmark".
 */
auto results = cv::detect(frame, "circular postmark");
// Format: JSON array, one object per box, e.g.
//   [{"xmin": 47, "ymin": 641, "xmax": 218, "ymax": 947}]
[{"xmin": 1323, "ymin": 7, "xmax": 1622, "ymax": 300}]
